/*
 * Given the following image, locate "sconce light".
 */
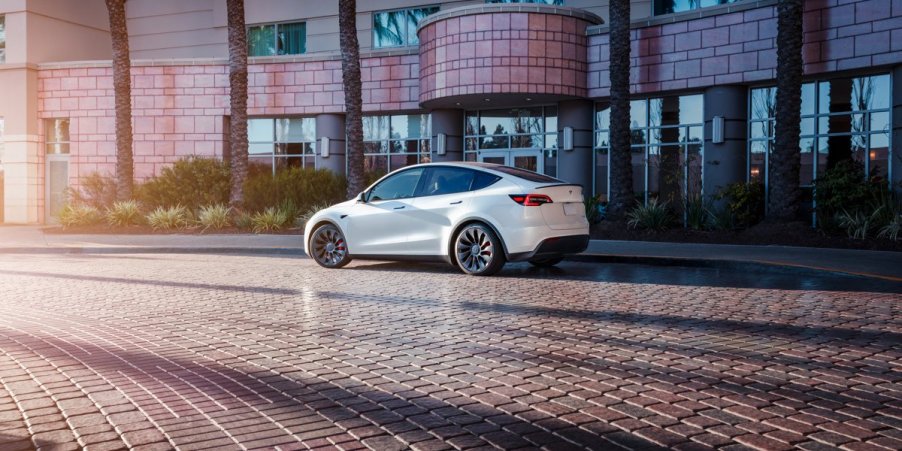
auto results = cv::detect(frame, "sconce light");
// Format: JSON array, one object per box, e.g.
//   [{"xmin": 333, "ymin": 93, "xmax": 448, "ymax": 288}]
[
  {"xmin": 436, "ymin": 133, "xmax": 446, "ymax": 156},
  {"xmin": 321, "ymin": 137, "xmax": 330, "ymax": 157},
  {"xmin": 712, "ymin": 116, "xmax": 724, "ymax": 144},
  {"xmin": 562, "ymin": 126, "xmax": 574, "ymax": 151}
]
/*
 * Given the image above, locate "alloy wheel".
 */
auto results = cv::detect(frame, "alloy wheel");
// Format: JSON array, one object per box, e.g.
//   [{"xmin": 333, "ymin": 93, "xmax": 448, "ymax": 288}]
[
  {"xmin": 456, "ymin": 225, "xmax": 495, "ymax": 273},
  {"xmin": 311, "ymin": 225, "xmax": 349, "ymax": 268}
]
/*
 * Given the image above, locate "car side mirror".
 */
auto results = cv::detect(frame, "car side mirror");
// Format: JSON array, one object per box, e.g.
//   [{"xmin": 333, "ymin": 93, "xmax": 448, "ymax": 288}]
[{"xmin": 357, "ymin": 191, "xmax": 367, "ymax": 203}]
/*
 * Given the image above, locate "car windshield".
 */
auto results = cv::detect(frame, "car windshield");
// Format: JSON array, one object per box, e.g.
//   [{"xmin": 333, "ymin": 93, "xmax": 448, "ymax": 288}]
[{"xmin": 490, "ymin": 166, "xmax": 561, "ymax": 183}]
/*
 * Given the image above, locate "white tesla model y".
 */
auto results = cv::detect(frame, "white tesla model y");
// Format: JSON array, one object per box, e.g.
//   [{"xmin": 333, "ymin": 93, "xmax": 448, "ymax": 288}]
[{"xmin": 304, "ymin": 162, "xmax": 590, "ymax": 276}]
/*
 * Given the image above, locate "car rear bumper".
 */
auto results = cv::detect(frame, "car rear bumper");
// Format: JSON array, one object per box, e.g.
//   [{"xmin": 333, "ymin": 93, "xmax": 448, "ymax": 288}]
[{"xmin": 508, "ymin": 234, "xmax": 590, "ymax": 262}]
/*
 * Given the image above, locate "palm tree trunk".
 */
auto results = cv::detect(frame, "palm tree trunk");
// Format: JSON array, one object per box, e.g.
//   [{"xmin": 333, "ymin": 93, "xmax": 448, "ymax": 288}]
[
  {"xmin": 105, "ymin": 0, "xmax": 133, "ymax": 201},
  {"xmin": 769, "ymin": 0, "xmax": 804, "ymax": 221},
  {"xmin": 607, "ymin": 0, "xmax": 633, "ymax": 219},
  {"xmin": 227, "ymin": 0, "xmax": 249, "ymax": 208},
  {"xmin": 339, "ymin": 0, "xmax": 365, "ymax": 199}
]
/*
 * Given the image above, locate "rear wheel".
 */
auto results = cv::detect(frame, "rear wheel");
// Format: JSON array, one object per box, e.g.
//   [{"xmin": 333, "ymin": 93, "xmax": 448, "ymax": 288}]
[
  {"xmin": 310, "ymin": 224, "xmax": 351, "ymax": 269},
  {"xmin": 454, "ymin": 224, "xmax": 506, "ymax": 276},
  {"xmin": 529, "ymin": 257, "xmax": 564, "ymax": 267}
]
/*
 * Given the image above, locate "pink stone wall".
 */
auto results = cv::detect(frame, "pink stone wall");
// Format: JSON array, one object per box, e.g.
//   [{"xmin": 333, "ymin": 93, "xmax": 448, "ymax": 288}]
[
  {"xmin": 587, "ymin": 0, "xmax": 902, "ymax": 97},
  {"xmin": 36, "ymin": 55, "xmax": 420, "ymax": 185},
  {"xmin": 418, "ymin": 12, "xmax": 593, "ymax": 104}
]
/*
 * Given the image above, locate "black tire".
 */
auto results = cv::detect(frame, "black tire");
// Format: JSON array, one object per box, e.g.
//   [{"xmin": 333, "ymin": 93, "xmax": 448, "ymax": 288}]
[
  {"xmin": 453, "ymin": 223, "xmax": 506, "ymax": 276},
  {"xmin": 528, "ymin": 257, "xmax": 564, "ymax": 267},
  {"xmin": 309, "ymin": 224, "xmax": 351, "ymax": 269}
]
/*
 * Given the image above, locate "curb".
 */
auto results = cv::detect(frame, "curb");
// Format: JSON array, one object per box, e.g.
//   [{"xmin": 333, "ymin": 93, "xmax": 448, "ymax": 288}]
[{"xmin": 571, "ymin": 254, "xmax": 902, "ymax": 283}]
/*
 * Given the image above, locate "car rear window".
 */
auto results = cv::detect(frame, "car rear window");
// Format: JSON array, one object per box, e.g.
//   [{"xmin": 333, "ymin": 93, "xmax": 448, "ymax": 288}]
[
  {"xmin": 490, "ymin": 166, "xmax": 562, "ymax": 183},
  {"xmin": 471, "ymin": 171, "xmax": 501, "ymax": 190}
]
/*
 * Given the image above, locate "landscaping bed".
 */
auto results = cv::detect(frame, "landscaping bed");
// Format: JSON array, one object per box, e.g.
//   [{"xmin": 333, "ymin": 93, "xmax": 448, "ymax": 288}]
[
  {"xmin": 42, "ymin": 225, "xmax": 303, "ymax": 235},
  {"xmin": 591, "ymin": 220, "xmax": 902, "ymax": 252}
]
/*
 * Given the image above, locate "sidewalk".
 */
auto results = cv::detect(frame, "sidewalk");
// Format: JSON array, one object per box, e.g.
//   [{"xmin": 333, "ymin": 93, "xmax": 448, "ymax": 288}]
[{"xmin": 1, "ymin": 225, "xmax": 900, "ymax": 281}]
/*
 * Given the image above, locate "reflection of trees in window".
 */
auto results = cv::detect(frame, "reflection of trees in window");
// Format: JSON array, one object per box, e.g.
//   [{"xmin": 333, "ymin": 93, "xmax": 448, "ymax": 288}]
[
  {"xmin": 373, "ymin": 7, "xmax": 439, "ymax": 48},
  {"xmin": 486, "ymin": 0, "xmax": 563, "ymax": 4},
  {"xmin": 654, "ymin": 0, "xmax": 738, "ymax": 16}
]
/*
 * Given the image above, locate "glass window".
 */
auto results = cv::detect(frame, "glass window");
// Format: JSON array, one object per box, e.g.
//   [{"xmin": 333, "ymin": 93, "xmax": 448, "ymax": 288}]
[
  {"xmin": 45, "ymin": 119, "xmax": 70, "ymax": 155},
  {"xmin": 247, "ymin": 117, "xmax": 316, "ymax": 173},
  {"xmin": 419, "ymin": 167, "xmax": 478, "ymax": 196},
  {"xmin": 594, "ymin": 94, "xmax": 704, "ymax": 208},
  {"xmin": 472, "ymin": 171, "xmax": 501, "ymax": 190},
  {"xmin": 0, "ymin": 117, "xmax": 5, "ymax": 166},
  {"xmin": 373, "ymin": 6, "xmax": 439, "ymax": 48},
  {"xmin": 368, "ymin": 168, "xmax": 424, "ymax": 201},
  {"xmin": 248, "ymin": 22, "xmax": 306, "ymax": 56},
  {"xmin": 364, "ymin": 114, "xmax": 430, "ymax": 180},
  {"xmin": 654, "ymin": 0, "xmax": 742, "ymax": 16},
  {"xmin": 0, "ymin": 15, "xmax": 5, "ymax": 64},
  {"xmin": 490, "ymin": 165, "xmax": 561, "ymax": 183},
  {"xmin": 486, "ymin": 0, "xmax": 563, "ymax": 4}
]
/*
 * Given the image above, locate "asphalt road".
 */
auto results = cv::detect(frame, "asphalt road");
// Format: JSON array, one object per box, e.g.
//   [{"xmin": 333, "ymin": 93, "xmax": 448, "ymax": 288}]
[{"xmin": 0, "ymin": 252, "xmax": 899, "ymax": 450}]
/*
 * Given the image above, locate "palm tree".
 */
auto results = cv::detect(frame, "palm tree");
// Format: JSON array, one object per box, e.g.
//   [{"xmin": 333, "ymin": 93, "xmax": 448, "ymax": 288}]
[
  {"xmin": 607, "ymin": 0, "xmax": 632, "ymax": 219},
  {"xmin": 339, "ymin": 0, "xmax": 365, "ymax": 199},
  {"xmin": 105, "ymin": 0, "xmax": 133, "ymax": 200},
  {"xmin": 768, "ymin": 0, "xmax": 804, "ymax": 221},
  {"xmin": 227, "ymin": 0, "xmax": 249, "ymax": 208}
]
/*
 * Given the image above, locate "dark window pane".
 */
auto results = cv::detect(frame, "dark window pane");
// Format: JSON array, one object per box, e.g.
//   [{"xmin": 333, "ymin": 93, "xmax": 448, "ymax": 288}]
[
  {"xmin": 419, "ymin": 167, "xmax": 477, "ymax": 196},
  {"xmin": 489, "ymin": 165, "xmax": 561, "ymax": 183},
  {"xmin": 248, "ymin": 25, "xmax": 276, "ymax": 56},
  {"xmin": 277, "ymin": 22, "xmax": 306, "ymax": 55},
  {"xmin": 471, "ymin": 171, "xmax": 501, "ymax": 190}
]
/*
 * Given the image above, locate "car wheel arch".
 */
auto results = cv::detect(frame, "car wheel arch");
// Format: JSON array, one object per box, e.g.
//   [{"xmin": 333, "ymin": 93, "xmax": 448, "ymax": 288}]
[
  {"xmin": 308, "ymin": 219, "xmax": 349, "ymax": 253},
  {"xmin": 448, "ymin": 218, "xmax": 510, "ymax": 261}
]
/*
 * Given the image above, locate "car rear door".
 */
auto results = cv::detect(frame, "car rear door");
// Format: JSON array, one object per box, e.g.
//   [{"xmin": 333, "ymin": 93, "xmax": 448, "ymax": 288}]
[{"xmin": 408, "ymin": 167, "xmax": 482, "ymax": 256}]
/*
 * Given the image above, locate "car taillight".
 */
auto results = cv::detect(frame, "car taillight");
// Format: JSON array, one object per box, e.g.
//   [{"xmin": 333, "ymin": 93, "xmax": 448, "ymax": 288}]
[{"xmin": 509, "ymin": 194, "xmax": 553, "ymax": 206}]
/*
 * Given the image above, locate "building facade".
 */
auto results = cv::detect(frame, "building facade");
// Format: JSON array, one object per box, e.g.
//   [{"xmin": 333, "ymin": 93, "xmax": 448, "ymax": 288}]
[{"xmin": 0, "ymin": 0, "xmax": 899, "ymax": 224}]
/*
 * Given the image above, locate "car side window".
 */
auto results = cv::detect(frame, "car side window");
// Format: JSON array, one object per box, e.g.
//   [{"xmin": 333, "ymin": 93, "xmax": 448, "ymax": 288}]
[
  {"xmin": 470, "ymin": 171, "xmax": 501, "ymax": 190},
  {"xmin": 367, "ymin": 168, "xmax": 424, "ymax": 201},
  {"xmin": 418, "ymin": 167, "xmax": 478, "ymax": 197}
]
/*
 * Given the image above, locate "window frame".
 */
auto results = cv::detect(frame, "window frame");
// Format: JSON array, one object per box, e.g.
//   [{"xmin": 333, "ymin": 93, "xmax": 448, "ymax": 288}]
[
  {"xmin": 45, "ymin": 118, "xmax": 71, "ymax": 155},
  {"xmin": 485, "ymin": 0, "xmax": 564, "ymax": 4},
  {"xmin": 415, "ymin": 166, "xmax": 488, "ymax": 198},
  {"xmin": 247, "ymin": 20, "xmax": 307, "ymax": 57},
  {"xmin": 362, "ymin": 114, "xmax": 432, "ymax": 179},
  {"xmin": 0, "ymin": 15, "xmax": 6, "ymax": 64},
  {"xmin": 372, "ymin": 5, "xmax": 440, "ymax": 49},
  {"xmin": 652, "ymin": 0, "xmax": 745, "ymax": 17},
  {"xmin": 247, "ymin": 117, "xmax": 317, "ymax": 175}
]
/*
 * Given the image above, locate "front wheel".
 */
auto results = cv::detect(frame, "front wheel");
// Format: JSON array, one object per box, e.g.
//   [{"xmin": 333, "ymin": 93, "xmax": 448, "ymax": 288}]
[
  {"xmin": 454, "ymin": 224, "xmax": 506, "ymax": 276},
  {"xmin": 309, "ymin": 224, "xmax": 351, "ymax": 269},
  {"xmin": 529, "ymin": 257, "xmax": 564, "ymax": 267}
]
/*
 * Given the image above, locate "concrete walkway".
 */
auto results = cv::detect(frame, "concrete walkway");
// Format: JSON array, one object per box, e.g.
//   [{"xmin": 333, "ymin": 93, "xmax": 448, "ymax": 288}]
[{"xmin": 1, "ymin": 225, "xmax": 900, "ymax": 281}]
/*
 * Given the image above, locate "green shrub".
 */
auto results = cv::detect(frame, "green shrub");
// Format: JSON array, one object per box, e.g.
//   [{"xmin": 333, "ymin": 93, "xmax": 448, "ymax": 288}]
[
  {"xmin": 234, "ymin": 211, "xmax": 255, "ymax": 231},
  {"xmin": 57, "ymin": 204, "xmax": 103, "ymax": 227},
  {"xmin": 137, "ymin": 158, "xmax": 230, "ymax": 211},
  {"xmin": 105, "ymin": 200, "xmax": 143, "ymax": 227},
  {"xmin": 68, "ymin": 173, "xmax": 118, "ymax": 210},
  {"xmin": 627, "ymin": 198, "xmax": 673, "ymax": 232},
  {"xmin": 197, "ymin": 204, "xmax": 232, "ymax": 231},
  {"xmin": 584, "ymin": 195, "xmax": 604, "ymax": 225},
  {"xmin": 295, "ymin": 203, "xmax": 333, "ymax": 229},
  {"xmin": 243, "ymin": 166, "xmax": 346, "ymax": 213},
  {"xmin": 145, "ymin": 205, "xmax": 192, "ymax": 230},
  {"xmin": 813, "ymin": 160, "xmax": 889, "ymax": 231},
  {"xmin": 836, "ymin": 208, "xmax": 885, "ymax": 240},
  {"xmin": 251, "ymin": 206, "xmax": 290, "ymax": 233},
  {"xmin": 714, "ymin": 182, "xmax": 765, "ymax": 229},
  {"xmin": 878, "ymin": 213, "xmax": 902, "ymax": 241},
  {"xmin": 685, "ymin": 195, "xmax": 714, "ymax": 230}
]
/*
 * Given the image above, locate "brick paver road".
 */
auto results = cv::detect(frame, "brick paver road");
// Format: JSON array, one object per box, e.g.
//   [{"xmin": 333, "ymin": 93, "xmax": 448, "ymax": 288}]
[{"xmin": 0, "ymin": 253, "xmax": 899, "ymax": 451}]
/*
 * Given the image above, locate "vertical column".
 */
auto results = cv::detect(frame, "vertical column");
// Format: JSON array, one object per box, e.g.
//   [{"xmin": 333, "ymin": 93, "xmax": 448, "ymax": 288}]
[
  {"xmin": 430, "ymin": 109, "xmax": 464, "ymax": 163},
  {"xmin": 892, "ymin": 65, "xmax": 902, "ymax": 196},
  {"xmin": 0, "ymin": 67, "xmax": 41, "ymax": 223},
  {"xmin": 703, "ymin": 85, "xmax": 748, "ymax": 198},
  {"xmin": 556, "ymin": 99, "xmax": 594, "ymax": 191},
  {"xmin": 315, "ymin": 113, "xmax": 346, "ymax": 175}
]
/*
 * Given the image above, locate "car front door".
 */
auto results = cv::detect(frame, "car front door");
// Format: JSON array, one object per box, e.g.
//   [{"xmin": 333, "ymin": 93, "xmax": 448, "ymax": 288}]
[
  {"xmin": 345, "ymin": 167, "xmax": 425, "ymax": 256},
  {"xmin": 408, "ymin": 167, "xmax": 482, "ymax": 256}
]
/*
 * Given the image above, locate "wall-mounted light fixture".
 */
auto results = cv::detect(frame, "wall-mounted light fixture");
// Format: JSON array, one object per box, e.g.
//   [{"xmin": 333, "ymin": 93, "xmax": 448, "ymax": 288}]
[
  {"xmin": 321, "ymin": 136, "xmax": 330, "ymax": 157},
  {"xmin": 562, "ymin": 126, "xmax": 574, "ymax": 151},
  {"xmin": 436, "ymin": 133, "xmax": 446, "ymax": 156},
  {"xmin": 712, "ymin": 116, "xmax": 724, "ymax": 144}
]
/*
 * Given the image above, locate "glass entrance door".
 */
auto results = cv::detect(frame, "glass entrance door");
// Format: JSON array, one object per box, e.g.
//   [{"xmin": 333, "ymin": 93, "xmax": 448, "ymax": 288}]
[
  {"xmin": 45, "ymin": 155, "xmax": 69, "ymax": 221},
  {"xmin": 477, "ymin": 150, "xmax": 543, "ymax": 173}
]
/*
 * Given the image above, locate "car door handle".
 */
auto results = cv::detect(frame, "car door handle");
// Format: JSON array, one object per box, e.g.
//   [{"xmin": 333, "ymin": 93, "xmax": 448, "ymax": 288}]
[
  {"xmin": 449, "ymin": 201, "xmax": 462, "ymax": 205},
  {"xmin": 394, "ymin": 206, "xmax": 405, "ymax": 210}
]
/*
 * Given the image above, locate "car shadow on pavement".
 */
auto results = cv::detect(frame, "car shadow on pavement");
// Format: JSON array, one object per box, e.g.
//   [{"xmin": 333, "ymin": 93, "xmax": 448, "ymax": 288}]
[
  {"xmin": 0, "ymin": 330, "xmax": 666, "ymax": 450},
  {"xmin": 344, "ymin": 261, "xmax": 902, "ymax": 294},
  {"xmin": 0, "ymin": 269, "xmax": 301, "ymax": 296}
]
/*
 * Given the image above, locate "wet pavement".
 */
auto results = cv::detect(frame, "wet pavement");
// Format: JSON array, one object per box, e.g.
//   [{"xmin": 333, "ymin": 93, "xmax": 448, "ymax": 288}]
[{"xmin": 0, "ymin": 252, "xmax": 899, "ymax": 450}]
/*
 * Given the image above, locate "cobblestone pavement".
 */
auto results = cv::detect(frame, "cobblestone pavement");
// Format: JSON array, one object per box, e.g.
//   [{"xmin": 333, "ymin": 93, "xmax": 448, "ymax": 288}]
[{"xmin": 0, "ymin": 253, "xmax": 899, "ymax": 451}]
